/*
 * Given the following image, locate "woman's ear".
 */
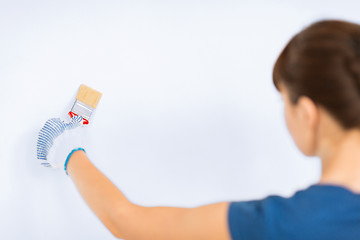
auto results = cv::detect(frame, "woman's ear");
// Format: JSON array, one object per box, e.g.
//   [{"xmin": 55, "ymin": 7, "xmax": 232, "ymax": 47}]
[
  {"xmin": 297, "ymin": 96, "xmax": 319, "ymax": 155},
  {"xmin": 298, "ymin": 96, "xmax": 319, "ymax": 128}
]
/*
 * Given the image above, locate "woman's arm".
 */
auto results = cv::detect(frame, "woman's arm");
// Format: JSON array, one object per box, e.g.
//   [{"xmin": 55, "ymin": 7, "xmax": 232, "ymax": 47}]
[{"xmin": 67, "ymin": 150, "xmax": 231, "ymax": 240}]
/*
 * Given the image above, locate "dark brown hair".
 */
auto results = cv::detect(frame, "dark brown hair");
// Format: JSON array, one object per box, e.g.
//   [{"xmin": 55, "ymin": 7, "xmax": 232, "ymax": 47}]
[{"xmin": 273, "ymin": 20, "xmax": 360, "ymax": 129}]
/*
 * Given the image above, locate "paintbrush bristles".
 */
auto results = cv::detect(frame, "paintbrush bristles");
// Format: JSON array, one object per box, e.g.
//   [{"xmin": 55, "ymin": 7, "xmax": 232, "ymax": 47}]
[{"xmin": 76, "ymin": 84, "xmax": 102, "ymax": 109}]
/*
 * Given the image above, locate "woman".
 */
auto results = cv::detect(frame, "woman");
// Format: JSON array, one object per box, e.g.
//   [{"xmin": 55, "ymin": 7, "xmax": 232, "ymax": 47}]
[{"xmin": 37, "ymin": 19, "xmax": 360, "ymax": 239}]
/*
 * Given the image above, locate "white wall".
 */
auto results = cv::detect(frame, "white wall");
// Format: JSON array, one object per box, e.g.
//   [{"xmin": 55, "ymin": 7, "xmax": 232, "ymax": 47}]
[{"xmin": 1, "ymin": 0, "xmax": 359, "ymax": 239}]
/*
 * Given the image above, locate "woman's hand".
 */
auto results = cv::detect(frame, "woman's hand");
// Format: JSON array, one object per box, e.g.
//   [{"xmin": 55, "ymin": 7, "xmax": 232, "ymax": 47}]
[{"xmin": 37, "ymin": 115, "xmax": 85, "ymax": 174}]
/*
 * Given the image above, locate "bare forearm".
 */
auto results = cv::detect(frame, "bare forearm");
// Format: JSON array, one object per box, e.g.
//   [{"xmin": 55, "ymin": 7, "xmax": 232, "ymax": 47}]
[
  {"xmin": 67, "ymin": 150, "xmax": 132, "ymax": 238},
  {"xmin": 66, "ymin": 151, "xmax": 231, "ymax": 240}
]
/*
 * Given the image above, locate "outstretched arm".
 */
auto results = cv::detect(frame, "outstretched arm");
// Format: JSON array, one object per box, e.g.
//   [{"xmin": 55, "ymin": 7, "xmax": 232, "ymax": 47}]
[{"xmin": 67, "ymin": 150, "xmax": 231, "ymax": 240}]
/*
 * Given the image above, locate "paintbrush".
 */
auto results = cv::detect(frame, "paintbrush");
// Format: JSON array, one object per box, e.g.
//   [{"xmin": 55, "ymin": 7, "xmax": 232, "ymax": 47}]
[{"xmin": 69, "ymin": 84, "xmax": 102, "ymax": 125}]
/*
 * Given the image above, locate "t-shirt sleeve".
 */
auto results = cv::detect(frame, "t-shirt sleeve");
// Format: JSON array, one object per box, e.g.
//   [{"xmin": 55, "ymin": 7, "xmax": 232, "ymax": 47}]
[{"xmin": 228, "ymin": 196, "xmax": 289, "ymax": 240}]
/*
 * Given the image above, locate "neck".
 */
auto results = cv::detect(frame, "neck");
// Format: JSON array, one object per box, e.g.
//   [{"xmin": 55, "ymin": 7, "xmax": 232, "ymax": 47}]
[{"xmin": 319, "ymin": 129, "xmax": 360, "ymax": 193}]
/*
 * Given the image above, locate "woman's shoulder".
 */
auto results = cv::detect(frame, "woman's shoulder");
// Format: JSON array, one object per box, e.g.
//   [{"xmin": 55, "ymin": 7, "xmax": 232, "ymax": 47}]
[
  {"xmin": 290, "ymin": 183, "xmax": 360, "ymax": 203},
  {"xmin": 256, "ymin": 183, "xmax": 360, "ymax": 211},
  {"xmin": 228, "ymin": 184, "xmax": 360, "ymax": 240}
]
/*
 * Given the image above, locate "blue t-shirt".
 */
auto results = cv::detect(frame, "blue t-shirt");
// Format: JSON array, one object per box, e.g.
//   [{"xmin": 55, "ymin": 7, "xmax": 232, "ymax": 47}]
[{"xmin": 228, "ymin": 184, "xmax": 360, "ymax": 240}]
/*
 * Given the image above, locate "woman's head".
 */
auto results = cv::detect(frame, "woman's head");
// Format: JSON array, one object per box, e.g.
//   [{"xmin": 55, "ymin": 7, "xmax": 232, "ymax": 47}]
[{"xmin": 273, "ymin": 20, "xmax": 360, "ymax": 155}]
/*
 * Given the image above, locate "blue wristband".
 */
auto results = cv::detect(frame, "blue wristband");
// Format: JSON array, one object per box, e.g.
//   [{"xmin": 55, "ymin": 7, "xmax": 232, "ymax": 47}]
[{"xmin": 64, "ymin": 148, "xmax": 86, "ymax": 175}]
